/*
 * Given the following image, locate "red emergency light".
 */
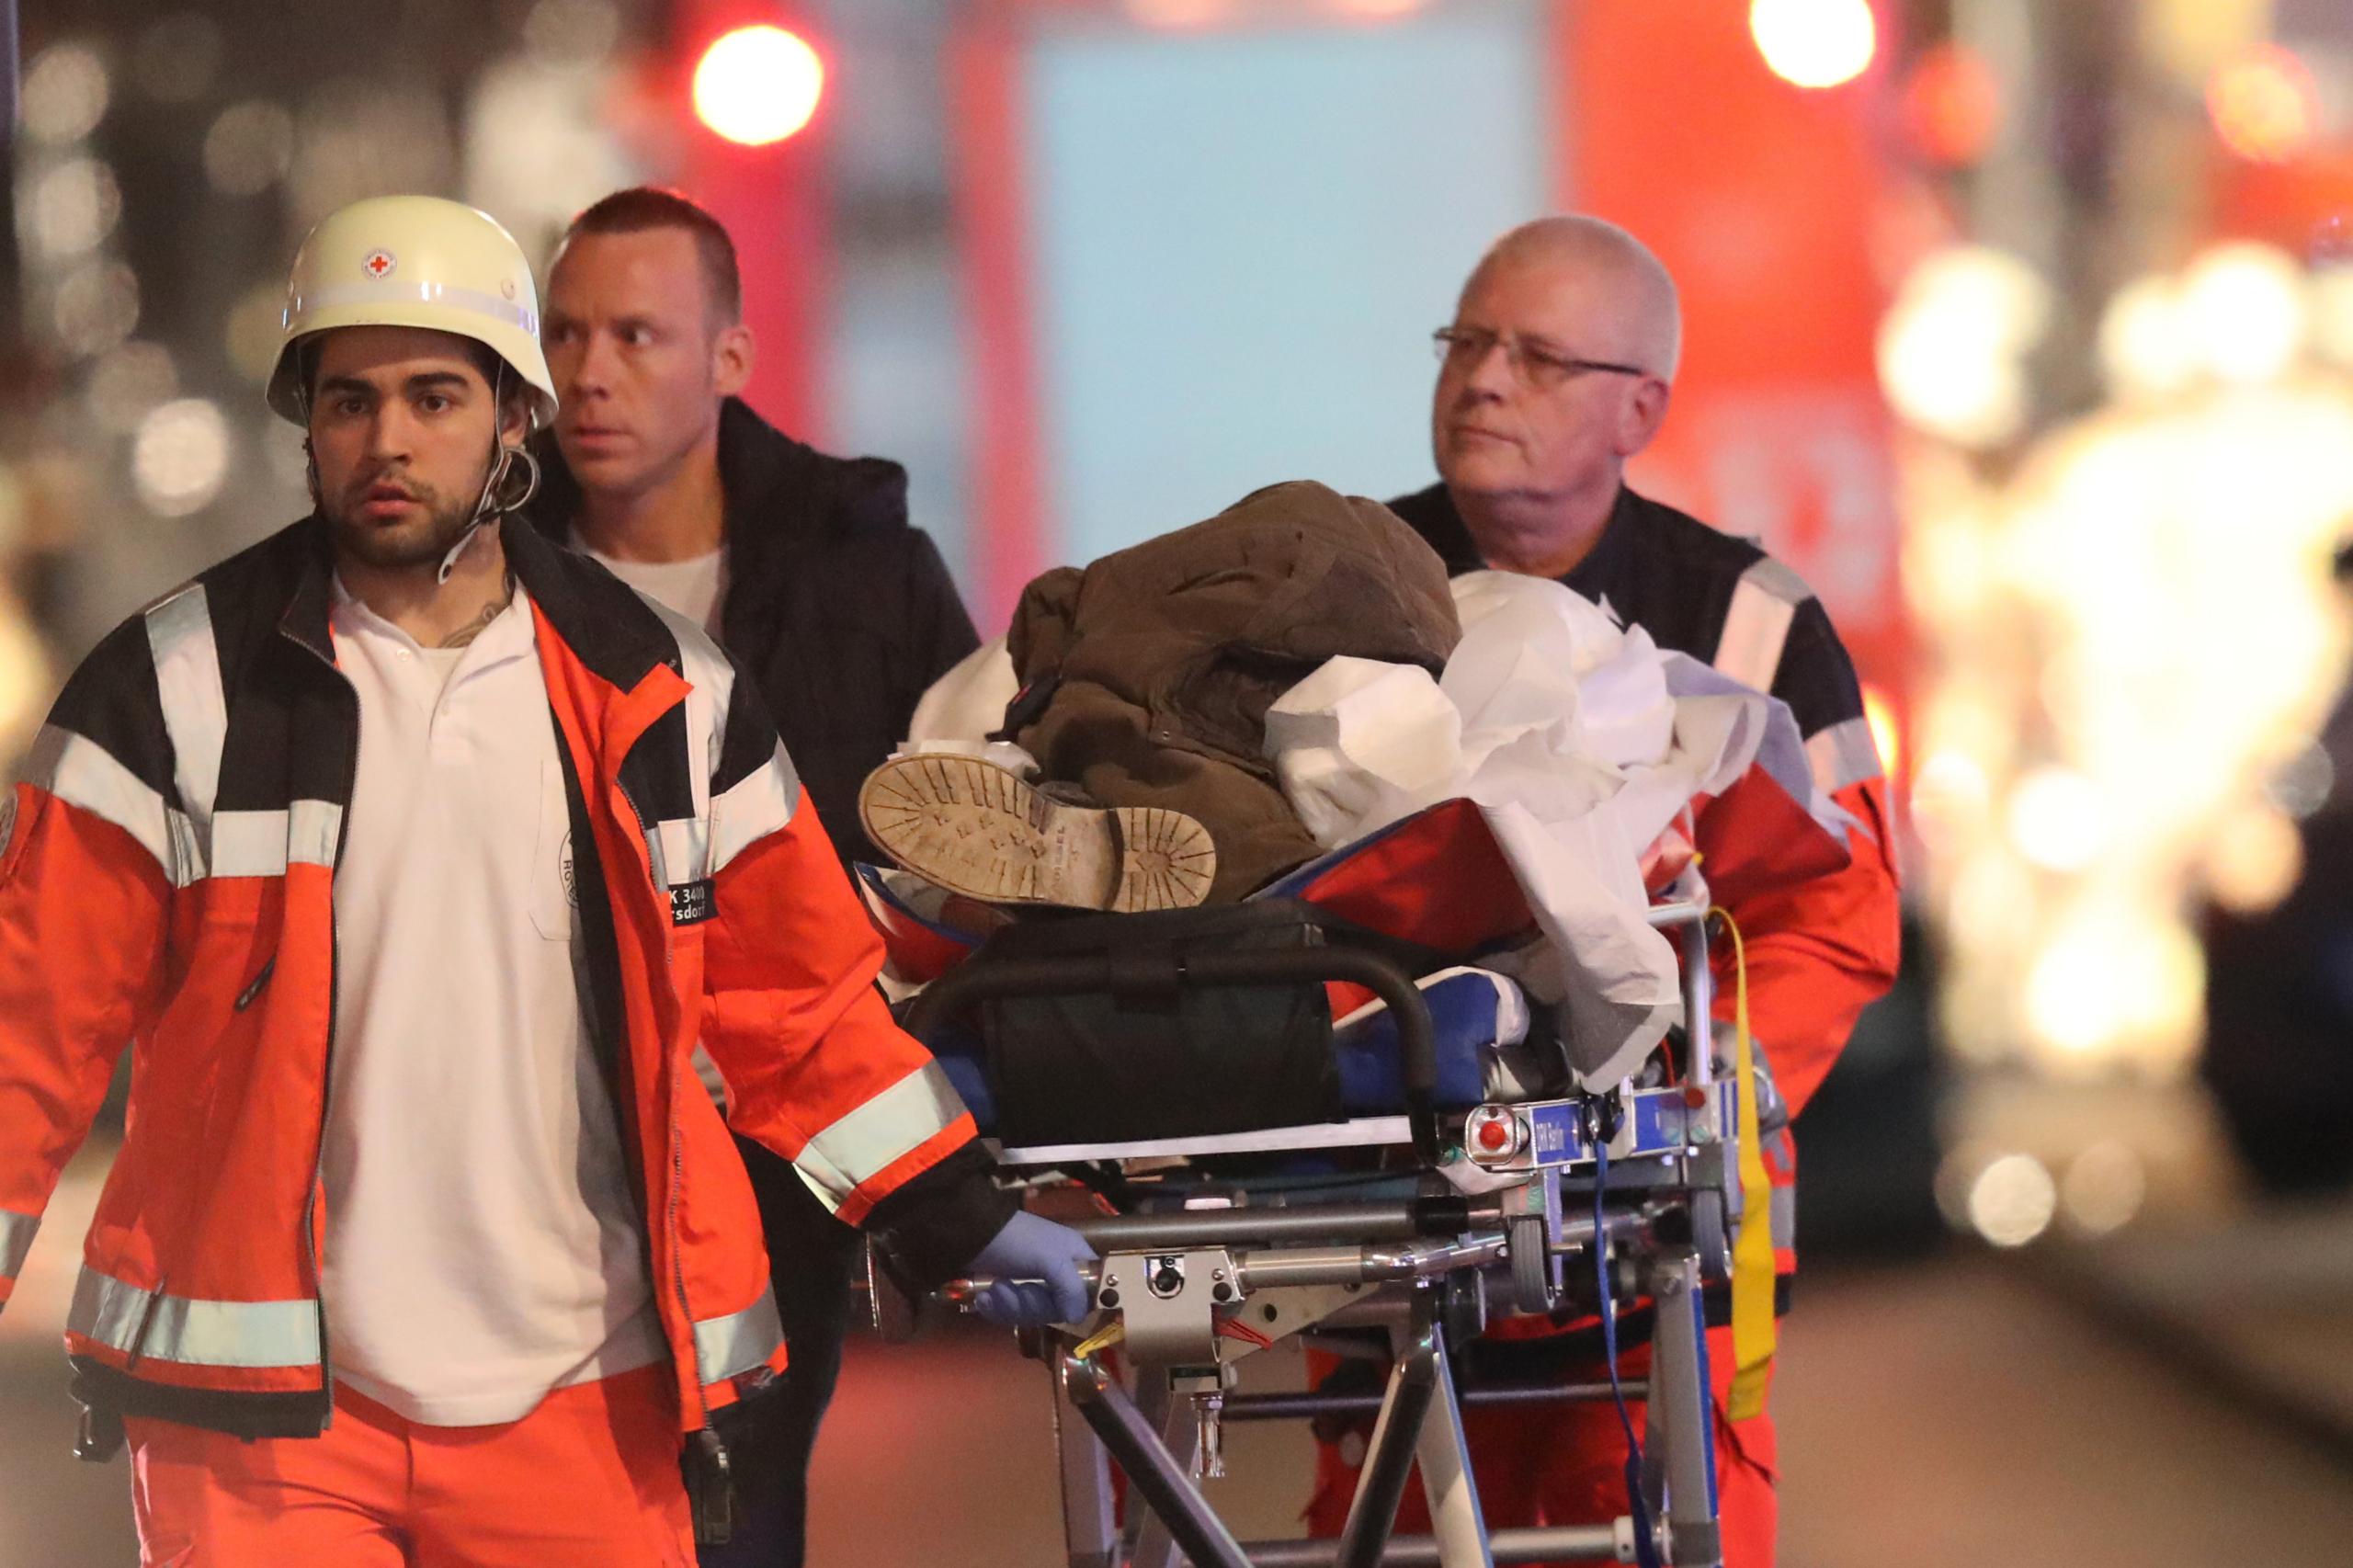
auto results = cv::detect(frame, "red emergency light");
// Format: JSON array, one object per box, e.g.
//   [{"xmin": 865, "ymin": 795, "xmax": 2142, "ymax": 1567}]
[{"xmin": 693, "ymin": 24, "xmax": 825, "ymax": 146}]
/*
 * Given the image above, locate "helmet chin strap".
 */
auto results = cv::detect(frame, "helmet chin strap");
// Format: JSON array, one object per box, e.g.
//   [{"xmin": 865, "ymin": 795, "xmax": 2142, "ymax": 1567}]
[{"xmin": 436, "ymin": 362, "xmax": 540, "ymax": 585}]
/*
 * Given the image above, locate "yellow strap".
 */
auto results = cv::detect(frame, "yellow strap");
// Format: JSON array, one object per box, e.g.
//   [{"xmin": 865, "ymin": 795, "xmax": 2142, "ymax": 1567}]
[
  {"xmin": 1712, "ymin": 906, "xmax": 1776, "ymax": 1422},
  {"xmin": 1070, "ymin": 1320, "xmax": 1126, "ymax": 1362}
]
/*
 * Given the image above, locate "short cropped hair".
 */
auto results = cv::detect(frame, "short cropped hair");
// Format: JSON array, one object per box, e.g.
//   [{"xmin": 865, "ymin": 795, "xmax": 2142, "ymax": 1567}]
[{"xmin": 559, "ymin": 187, "xmax": 744, "ymax": 326}]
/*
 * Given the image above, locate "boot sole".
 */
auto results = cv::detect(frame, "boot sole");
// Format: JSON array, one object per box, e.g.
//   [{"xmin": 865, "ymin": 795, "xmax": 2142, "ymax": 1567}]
[{"xmin": 858, "ymin": 755, "xmax": 1216, "ymax": 912}]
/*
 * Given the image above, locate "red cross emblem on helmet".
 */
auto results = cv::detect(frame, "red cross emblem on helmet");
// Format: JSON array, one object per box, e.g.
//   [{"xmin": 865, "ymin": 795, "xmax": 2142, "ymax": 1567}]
[{"xmin": 363, "ymin": 249, "xmax": 395, "ymax": 278}]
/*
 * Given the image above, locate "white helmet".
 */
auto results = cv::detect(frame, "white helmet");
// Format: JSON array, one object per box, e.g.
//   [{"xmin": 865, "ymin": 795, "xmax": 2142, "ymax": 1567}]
[{"xmin": 267, "ymin": 195, "xmax": 557, "ymax": 430}]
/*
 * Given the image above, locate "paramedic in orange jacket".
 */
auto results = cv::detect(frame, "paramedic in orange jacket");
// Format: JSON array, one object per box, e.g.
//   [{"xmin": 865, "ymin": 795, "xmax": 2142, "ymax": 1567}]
[
  {"xmin": 1310, "ymin": 217, "xmax": 1903, "ymax": 1565},
  {"xmin": 0, "ymin": 196, "xmax": 1091, "ymax": 1568}
]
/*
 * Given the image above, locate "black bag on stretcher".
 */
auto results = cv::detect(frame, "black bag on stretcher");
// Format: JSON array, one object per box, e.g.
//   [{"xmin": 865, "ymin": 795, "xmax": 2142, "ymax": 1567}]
[{"xmin": 949, "ymin": 900, "xmax": 1472, "ymax": 1149}]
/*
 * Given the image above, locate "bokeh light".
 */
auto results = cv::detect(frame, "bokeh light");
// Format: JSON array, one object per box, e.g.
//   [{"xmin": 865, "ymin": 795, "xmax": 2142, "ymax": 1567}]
[
  {"xmin": 1878, "ymin": 246, "xmax": 2051, "ymax": 448},
  {"xmin": 51, "ymin": 262, "xmax": 142, "ymax": 358},
  {"xmin": 1749, "ymin": 0, "xmax": 1876, "ymax": 90},
  {"xmin": 2098, "ymin": 274, "xmax": 2198, "ymax": 402},
  {"xmin": 2179, "ymin": 243, "xmax": 2308, "ymax": 383},
  {"xmin": 133, "ymin": 400, "xmax": 232, "ymax": 517},
  {"xmin": 22, "ymin": 44, "xmax": 111, "ymax": 146},
  {"xmin": 2060, "ymin": 1142, "xmax": 2147, "ymax": 1236},
  {"xmin": 2007, "ymin": 765, "xmax": 2105, "ymax": 874},
  {"xmin": 86, "ymin": 342, "xmax": 180, "ymax": 436},
  {"xmin": 2200, "ymin": 803, "xmax": 2303, "ymax": 916},
  {"xmin": 24, "ymin": 158, "xmax": 124, "ymax": 260},
  {"xmin": 1861, "ymin": 682, "xmax": 1902, "ymax": 779},
  {"xmin": 204, "ymin": 101, "xmax": 297, "ymax": 198},
  {"xmin": 2206, "ymin": 44, "xmax": 2320, "ymax": 164},
  {"xmin": 693, "ymin": 26, "xmax": 825, "ymax": 147},
  {"xmin": 1966, "ymin": 1153, "xmax": 2057, "ymax": 1247},
  {"xmin": 1901, "ymin": 41, "xmax": 2001, "ymax": 166}
]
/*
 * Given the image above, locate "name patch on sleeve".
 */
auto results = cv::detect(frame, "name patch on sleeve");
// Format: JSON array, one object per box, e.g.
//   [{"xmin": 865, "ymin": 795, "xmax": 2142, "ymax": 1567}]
[{"xmin": 670, "ymin": 880, "xmax": 717, "ymax": 926}]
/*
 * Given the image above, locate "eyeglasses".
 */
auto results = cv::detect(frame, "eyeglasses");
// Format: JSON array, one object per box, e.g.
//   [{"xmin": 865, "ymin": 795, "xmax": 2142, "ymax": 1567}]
[{"xmin": 1431, "ymin": 326, "xmax": 1647, "ymax": 391}]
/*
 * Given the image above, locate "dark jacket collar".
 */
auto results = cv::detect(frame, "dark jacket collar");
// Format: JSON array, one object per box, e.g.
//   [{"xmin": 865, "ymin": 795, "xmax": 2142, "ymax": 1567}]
[
  {"xmin": 528, "ymin": 397, "xmax": 907, "ymax": 557},
  {"xmin": 1392, "ymin": 480, "xmax": 1643, "ymax": 597}
]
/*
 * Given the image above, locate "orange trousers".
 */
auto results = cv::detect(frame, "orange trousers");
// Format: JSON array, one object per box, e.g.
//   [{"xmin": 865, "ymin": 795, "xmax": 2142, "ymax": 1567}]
[
  {"xmin": 1305, "ymin": 1327, "xmax": 1777, "ymax": 1568},
  {"xmin": 124, "ymin": 1363, "xmax": 696, "ymax": 1567}
]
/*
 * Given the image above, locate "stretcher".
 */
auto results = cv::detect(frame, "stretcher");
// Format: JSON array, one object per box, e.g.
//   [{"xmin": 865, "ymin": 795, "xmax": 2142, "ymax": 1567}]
[{"xmin": 871, "ymin": 855, "xmax": 1747, "ymax": 1568}]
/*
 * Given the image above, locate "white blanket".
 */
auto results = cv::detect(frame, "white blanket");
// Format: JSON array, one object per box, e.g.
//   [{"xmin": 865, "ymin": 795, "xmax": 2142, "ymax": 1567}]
[{"xmin": 1264, "ymin": 572, "xmax": 1772, "ymax": 1085}]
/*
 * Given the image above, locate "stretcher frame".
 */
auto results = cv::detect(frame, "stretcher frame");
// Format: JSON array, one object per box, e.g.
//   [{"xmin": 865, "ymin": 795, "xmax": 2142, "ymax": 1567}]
[{"xmin": 894, "ymin": 876, "xmax": 1736, "ymax": 1567}]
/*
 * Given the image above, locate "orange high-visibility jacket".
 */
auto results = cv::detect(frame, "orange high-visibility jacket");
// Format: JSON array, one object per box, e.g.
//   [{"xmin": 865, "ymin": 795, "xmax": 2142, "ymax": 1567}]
[{"xmin": 0, "ymin": 517, "xmax": 1010, "ymax": 1440}]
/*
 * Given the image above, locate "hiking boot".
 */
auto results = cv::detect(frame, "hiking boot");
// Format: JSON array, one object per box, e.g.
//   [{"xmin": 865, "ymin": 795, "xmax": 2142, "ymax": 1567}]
[{"xmin": 858, "ymin": 753, "xmax": 1216, "ymax": 912}]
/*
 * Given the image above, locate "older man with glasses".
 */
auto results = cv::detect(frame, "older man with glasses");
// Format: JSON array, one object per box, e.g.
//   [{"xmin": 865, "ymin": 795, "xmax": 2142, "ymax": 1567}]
[{"xmin": 1302, "ymin": 217, "xmax": 1904, "ymax": 1567}]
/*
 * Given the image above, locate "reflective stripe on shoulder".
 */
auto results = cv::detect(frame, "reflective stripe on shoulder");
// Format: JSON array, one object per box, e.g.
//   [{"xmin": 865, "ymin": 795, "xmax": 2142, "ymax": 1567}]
[
  {"xmin": 794, "ymin": 1061, "xmax": 968, "ymax": 1210},
  {"xmin": 1804, "ymin": 715, "xmax": 1882, "ymax": 797},
  {"xmin": 208, "ymin": 801, "xmax": 344, "ymax": 878},
  {"xmin": 144, "ymin": 584, "xmax": 227, "ymax": 843},
  {"xmin": 0, "ymin": 1210, "xmax": 38, "ymax": 1280},
  {"xmin": 1712, "ymin": 556, "xmax": 1813, "ymax": 694},
  {"xmin": 24, "ymin": 724, "xmax": 183, "ymax": 879},
  {"xmin": 709, "ymin": 743, "xmax": 800, "ymax": 877},
  {"xmin": 68, "ymin": 1267, "xmax": 319, "ymax": 1369},
  {"xmin": 692, "ymin": 1284, "xmax": 782, "ymax": 1386}
]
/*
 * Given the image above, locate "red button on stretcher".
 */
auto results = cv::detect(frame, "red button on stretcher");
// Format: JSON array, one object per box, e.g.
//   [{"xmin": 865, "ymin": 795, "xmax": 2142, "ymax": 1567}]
[{"xmin": 1476, "ymin": 1119, "xmax": 1513, "ymax": 1153}]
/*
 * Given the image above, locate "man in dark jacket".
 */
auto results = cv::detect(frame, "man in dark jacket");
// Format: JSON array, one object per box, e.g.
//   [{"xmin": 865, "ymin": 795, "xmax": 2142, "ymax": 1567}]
[
  {"xmin": 531, "ymin": 187, "xmax": 981, "ymax": 1568},
  {"xmin": 1309, "ymin": 216, "xmax": 1903, "ymax": 1567}
]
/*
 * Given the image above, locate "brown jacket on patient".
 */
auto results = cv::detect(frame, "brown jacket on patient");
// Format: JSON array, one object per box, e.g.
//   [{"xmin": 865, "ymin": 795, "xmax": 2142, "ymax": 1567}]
[{"xmin": 1005, "ymin": 481, "xmax": 1461, "ymax": 902}]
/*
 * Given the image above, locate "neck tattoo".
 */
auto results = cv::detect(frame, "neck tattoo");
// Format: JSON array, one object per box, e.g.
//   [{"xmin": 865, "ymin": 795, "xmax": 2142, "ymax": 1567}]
[{"xmin": 438, "ymin": 572, "xmax": 517, "ymax": 650}]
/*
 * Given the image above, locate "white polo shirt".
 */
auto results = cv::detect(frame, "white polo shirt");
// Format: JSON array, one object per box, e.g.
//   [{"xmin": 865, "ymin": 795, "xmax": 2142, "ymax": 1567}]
[{"xmin": 322, "ymin": 580, "xmax": 665, "ymax": 1426}]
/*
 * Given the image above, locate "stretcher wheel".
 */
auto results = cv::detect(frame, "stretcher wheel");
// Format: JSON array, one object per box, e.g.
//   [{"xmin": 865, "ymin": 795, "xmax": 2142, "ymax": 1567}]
[{"xmin": 1508, "ymin": 1214, "xmax": 1556, "ymax": 1315}]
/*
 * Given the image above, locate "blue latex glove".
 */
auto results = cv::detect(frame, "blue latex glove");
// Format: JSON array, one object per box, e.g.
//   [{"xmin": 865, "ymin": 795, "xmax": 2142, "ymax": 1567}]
[{"xmin": 965, "ymin": 1210, "xmax": 1097, "ymax": 1326}]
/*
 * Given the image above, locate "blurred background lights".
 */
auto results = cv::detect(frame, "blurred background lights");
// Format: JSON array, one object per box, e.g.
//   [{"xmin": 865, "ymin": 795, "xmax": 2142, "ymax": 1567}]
[
  {"xmin": 86, "ymin": 342, "xmax": 180, "ymax": 437},
  {"xmin": 203, "ymin": 101, "xmax": 297, "ymax": 198},
  {"xmin": 51, "ymin": 262, "xmax": 142, "ymax": 358},
  {"xmin": 2060, "ymin": 1142, "xmax": 2147, "ymax": 1237},
  {"xmin": 2007, "ymin": 765, "xmax": 2106, "ymax": 873},
  {"xmin": 1126, "ymin": 0, "xmax": 1237, "ymax": 30},
  {"xmin": 1748, "ymin": 0, "xmax": 1876, "ymax": 91},
  {"xmin": 2315, "ymin": 266, "xmax": 2353, "ymax": 370},
  {"xmin": 133, "ymin": 400, "xmax": 231, "ymax": 518},
  {"xmin": 693, "ymin": 26, "xmax": 824, "ymax": 147},
  {"xmin": 2178, "ymin": 243, "xmax": 2308, "ymax": 383},
  {"xmin": 2261, "ymin": 738, "xmax": 2333, "ymax": 820},
  {"xmin": 1861, "ymin": 682, "xmax": 1902, "ymax": 778},
  {"xmin": 25, "ymin": 158, "xmax": 124, "ymax": 261},
  {"xmin": 22, "ymin": 44, "xmax": 111, "ymax": 146},
  {"xmin": 224, "ymin": 283, "xmax": 290, "ymax": 385},
  {"xmin": 2206, "ymin": 44, "xmax": 2320, "ymax": 164},
  {"xmin": 1900, "ymin": 40, "xmax": 2001, "ymax": 167},
  {"xmin": 1966, "ymin": 1153, "xmax": 2058, "ymax": 1247},
  {"xmin": 523, "ymin": 0, "xmax": 623, "ymax": 72},
  {"xmin": 2098, "ymin": 275, "xmax": 2198, "ymax": 402},
  {"xmin": 1878, "ymin": 246, "xmax": 2051, "ymax": 448},
  {"xmin": 2200, "ymin": 803, "xmax": 2303, "ymax": 915}
]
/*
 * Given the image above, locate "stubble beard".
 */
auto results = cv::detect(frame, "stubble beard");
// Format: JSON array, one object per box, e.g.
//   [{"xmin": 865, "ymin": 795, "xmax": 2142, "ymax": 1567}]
[{"xmin": 324, "ymin": 469, "xmax": 483, "ymax": 572}]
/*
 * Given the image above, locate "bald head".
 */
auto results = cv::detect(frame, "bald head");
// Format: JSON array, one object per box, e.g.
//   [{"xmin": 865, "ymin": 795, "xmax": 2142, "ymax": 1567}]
[
  {"xmin": 1463, "ymin": 216, "xmax": 1682, "ymax": 382},
  {"xmin": 1429, "ymin": 216, "xmax": 1681, "ymax": 578}
]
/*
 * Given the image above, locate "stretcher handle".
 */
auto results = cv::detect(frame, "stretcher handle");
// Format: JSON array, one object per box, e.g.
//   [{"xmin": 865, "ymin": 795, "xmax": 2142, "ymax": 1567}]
[{"xmin": 904, "ymin": 945, "xmax": 1444, "ymax": 1158}]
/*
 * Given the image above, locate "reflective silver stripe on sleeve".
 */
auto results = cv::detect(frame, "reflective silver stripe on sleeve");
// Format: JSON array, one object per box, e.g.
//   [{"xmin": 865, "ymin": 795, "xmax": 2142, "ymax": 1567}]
[
  {"xmin": 207, "ymin": 801, "xmax": 345, "ymax": 878},
  {"xmin": 1805, "ymin": 716, "xmax": 1882, "ymax": 797},
  {"xmin": 709, "ymin": 744, "xmax": 801, "ymax": 877},
  {"xmin": 691, "ymin": 1284, "xmax": 783, "ymax": 1385},
  {"xmin": 144, "ymin": 585, "xmax": 226, "ymax": 849},
  {"xmin": 796, "ymin": 1061, "xmax": 969, "ymax": 1208},
  {"xmin": 655, "ymin": 818, "xmax": 710, "ymax": 889},
  {"xmin": 24, "ymin": 725, "xmax": 179, "ymax": 879},
  {"xmin": 1771, "ymin": 1185, "xmax": 1797, "ymax": 1251},
  {"xmin": 1711, "ymin": 557, "xmax": 1813, "ymax": 694},
  {"xmin": 0, "ymin": 1210, "xmax": 39, "ymax": 1279},
  {"xmin": 68, "ymin": 1268, "xmax": 319, "ymax": 1369}
]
